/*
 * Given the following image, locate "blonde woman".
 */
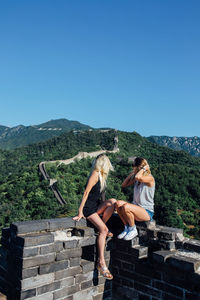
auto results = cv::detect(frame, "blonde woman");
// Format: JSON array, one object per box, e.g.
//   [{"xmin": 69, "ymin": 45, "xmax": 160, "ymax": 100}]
[
  {"xmin": 116, "ymin": 157, "xmax": 155, "ymax": 240},
  {"xmin": 73, "ymin": 154, "xmax": 115, "ymax": 280}
]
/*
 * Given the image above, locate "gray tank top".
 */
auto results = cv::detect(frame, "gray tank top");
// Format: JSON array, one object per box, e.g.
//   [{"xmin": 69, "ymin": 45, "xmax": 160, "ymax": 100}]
[{"xmin": 132, "ymin": 181, "xmax": 155, "ymax": 212}]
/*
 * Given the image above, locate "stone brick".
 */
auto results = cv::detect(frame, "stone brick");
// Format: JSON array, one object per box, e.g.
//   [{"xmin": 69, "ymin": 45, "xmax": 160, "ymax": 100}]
[
  {"xmin": 134, "ymin": 282, "xmax": 162, "ymax": 298},
  {"xmin": 16, "ymin": 233, "xmax": 54, "ymax": 247},
  {"xmin": 69, "ymin": 257, "xmax": 81, "ymax": 267},
  {"xmin": 77, "ymin": 236, "xmax": 96, "ymax": 247},
  {"xmin": 73, "ymin": 286, "xmax": 98, "ymax": 300},
  {"xmin": 37, "ymin": 281, "xmax": 60, "ymax": 295},
  {"xmin": 157, "ymin": 231, "xmax": 176, "ymax": 241},
  {"xmin": 25, "ymin": 292, "xmax": 54, "ymax": 300},
  {"xmin": 20, "ymin": 273, "xmax": 54, "ymax": 290},
  {"xmin": 18, "ymin": 266, "xmax": 38, "ymax": 280},
  {"xmin": 157, "ymin": 240, "xmax": 176, "ymax": 250},
  {"xmin": 129, "ymin": 246, "xmax": 148, "ymax": 258},
  {"xmin": 81, "ymin": 260, "xmax": 95, "ymax": 273},
  {"xmin": 59, "ymin": 276, "xmax": 75, "ymax": 288},
  {"xmin": 134, "ymin": 263, "xmax": 162, "ymax": 281},
  {"xmin": 19, "ymin": 288, "xmax": 36, "ymax": 300},
  {"xmin": 10, "ymin": 220, "xmax": 49, "ymax": 235},
  {"xmin": 53, "ymin": 284, "xmax": 80, "ymax": 299},
  {"xmin": 12, "ymin": 245, "xmax": 39, "ymax": 258},
  {"xmin": 48, "ymin": 217, "xmax": 75, "ymax": 231},
  {"xmin": 56, "ymin": 248, "xmax": 82, "ymax": 261},
  {"xmin": 39, "ymin": 260, "xmax": 69, "ymax": 275},
  {"xmin": 152, "ymin": 280, "xmax": 183, "ymax": 298},
  {"xmin": 152, "ymin": 250, "xmax": 176, "ymax": 264},
  {"xmin": 55, "ymin": 266, "xmax": 82, "ymax": 280},
  {"xmin": 75, "ymin": 271, "xmax": 93, "ymax": 284},
  {"xmin": 167, "ymin": 254, "xmax": 200, "ymax": 273},
  {"xmin": 71, "ymin": 226, "xmax": 94, "ymax": 237},
  {"xmin": 81, "ymin": 279, "xmax": 93, "ymax": 290},
  {"xmin": 40, "ymin": 241, "xmax": 63, "ymax": 255},
  {"xmin": 19, "ymin": 253, "xmax": 55, "ymax": 269},
  {"xmin": 183, "ymin": 239, "xmax": 200, "ymax": 253}
]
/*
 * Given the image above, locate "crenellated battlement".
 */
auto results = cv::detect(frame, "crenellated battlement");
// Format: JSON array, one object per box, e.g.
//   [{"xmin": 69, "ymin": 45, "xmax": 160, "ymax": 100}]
[{"xmin": 0, "ymin": 216, "xmax": 200, "ymax": 299}]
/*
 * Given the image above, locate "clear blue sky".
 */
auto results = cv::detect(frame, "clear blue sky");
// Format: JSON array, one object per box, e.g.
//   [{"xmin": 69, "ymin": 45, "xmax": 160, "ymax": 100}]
[{"xmin": 0, "ymin": 0, "xmax": 199, "ymax": 137}]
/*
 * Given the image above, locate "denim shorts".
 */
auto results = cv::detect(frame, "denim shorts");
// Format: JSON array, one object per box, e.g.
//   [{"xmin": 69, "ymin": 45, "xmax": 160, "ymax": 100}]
[{"xmin": 145, "ymin": 209, "xmax": 154, "ymax": 221}]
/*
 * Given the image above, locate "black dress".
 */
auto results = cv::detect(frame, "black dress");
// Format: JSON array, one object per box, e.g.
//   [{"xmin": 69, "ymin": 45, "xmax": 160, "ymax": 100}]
[{"xmin": 83, "ymin": 179, "xmax": 101, "ymax": 217}]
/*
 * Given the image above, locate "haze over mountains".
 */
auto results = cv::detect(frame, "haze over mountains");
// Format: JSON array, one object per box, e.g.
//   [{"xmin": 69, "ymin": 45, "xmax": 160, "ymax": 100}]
[{"xmin": 0, "ymin": 118, "xmax": 199, "ymax": 157}]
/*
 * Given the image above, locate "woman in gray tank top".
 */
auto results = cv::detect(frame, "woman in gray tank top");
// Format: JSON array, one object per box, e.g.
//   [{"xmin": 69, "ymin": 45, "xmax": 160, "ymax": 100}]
[{"xmin": 115, "ymin": 157, "xmax": 155, "ymax": 240}]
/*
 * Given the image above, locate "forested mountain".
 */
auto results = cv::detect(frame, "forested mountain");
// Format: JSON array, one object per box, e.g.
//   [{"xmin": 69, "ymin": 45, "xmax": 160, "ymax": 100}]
[
  {"xmin": 0, "ymin": 129, "xmax": 200, "ymax": 240},
  {"xmin": 0, "ymin": 119, "xmax": 93, "ymax": 150},
  {"xmin": 147, "ymin": 135, "xmax": 200, "ymax": 157}
]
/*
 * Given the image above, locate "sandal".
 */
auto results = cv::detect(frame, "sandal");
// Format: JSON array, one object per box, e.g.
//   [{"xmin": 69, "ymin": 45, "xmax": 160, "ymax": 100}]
[
  {"xmin": 97, "ymin": 262, "xmax": 113, "ymax": 280},
  {"xmin": 107, "ymin": 231, "xmax": 113, "ymax": 237}
]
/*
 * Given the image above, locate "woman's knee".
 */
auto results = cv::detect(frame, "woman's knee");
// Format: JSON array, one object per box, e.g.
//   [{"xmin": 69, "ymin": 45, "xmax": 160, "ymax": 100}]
[
  {"xmin": 99, "ymin": 225, "xmax": 108, "ymax": 236},
  {"xmin": 115, "ymin": 200, "xmax": 125, "ymax": 210},
  {"xmin": 106, "ymin": 198, "xmax": 116, "ymax": 207},
  {"xmin": 122, "ymin": 203, "xmax": 131, "ymax": 213}
]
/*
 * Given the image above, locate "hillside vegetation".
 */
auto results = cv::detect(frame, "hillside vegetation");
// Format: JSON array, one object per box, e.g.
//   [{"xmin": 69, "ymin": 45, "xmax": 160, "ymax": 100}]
[{"xmin": 0, "ymin": 129, "xmax": 200, "ymax": 239}]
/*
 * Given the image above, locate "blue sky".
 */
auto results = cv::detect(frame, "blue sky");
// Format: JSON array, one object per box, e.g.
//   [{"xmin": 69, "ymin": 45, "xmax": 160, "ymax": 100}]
[{"xmin": 0, "ymin": 0, "xmax": 199, "ymax": 137}]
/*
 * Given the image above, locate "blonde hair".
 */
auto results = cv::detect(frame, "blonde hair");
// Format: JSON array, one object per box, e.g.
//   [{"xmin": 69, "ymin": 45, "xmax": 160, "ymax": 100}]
[
  {"xmin": 92, "ymin": 154, "xmax": 114, "ymax": 191},
  {"xmin": 132, "ymin": 157, "xmax": 151, "ymax": 175}
]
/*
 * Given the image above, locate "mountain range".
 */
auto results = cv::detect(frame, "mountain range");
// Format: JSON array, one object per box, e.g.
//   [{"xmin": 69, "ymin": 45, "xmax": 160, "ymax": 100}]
[
  {"xmin": 0, "ymin": 118, "xmax": 199, "ymax": 157},
  {"xmin": 0, "ymin": 119, "xmax": 92, "ymax": 149}
]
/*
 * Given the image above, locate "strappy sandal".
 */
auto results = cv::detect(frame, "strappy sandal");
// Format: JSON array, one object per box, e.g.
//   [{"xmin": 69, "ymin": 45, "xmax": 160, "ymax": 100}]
[
  {"xmin": 97, "ymin": 262, "xmax": 113, "ymax": 280},
  {"xmin": 107, "ymin": 231, "xmax": 113, "ymax": 237}
]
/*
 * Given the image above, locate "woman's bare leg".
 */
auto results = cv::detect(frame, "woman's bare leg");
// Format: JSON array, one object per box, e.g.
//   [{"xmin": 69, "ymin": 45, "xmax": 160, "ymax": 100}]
[
  {"xmin": 87, "ymin": 213, "xmax": 108, "ymax": 266},
  {"xmin": 122, "ymin": 203, "xmax": 150, "ymax": 226},
  {"xmin": 97, "ymin": 198, "xmax": 116, "ymax": 223},
  {"xmin": 115, "ymin": 200, "xmax": 128, "ymax": 225}
]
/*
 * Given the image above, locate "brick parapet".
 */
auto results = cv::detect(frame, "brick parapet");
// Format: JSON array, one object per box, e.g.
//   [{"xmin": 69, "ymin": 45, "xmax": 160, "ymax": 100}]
[{"xmin": 0, "ymin": 215, "xmax": 200, "ymax": 299}]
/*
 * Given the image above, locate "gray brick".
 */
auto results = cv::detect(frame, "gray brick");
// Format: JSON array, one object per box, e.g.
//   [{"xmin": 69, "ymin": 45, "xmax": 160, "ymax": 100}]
[
  {"xmin": 10, "ymin": 219, "xmax": 49, "ymax": 234},
  {"xmin": 75, "ymin": 271, "xmax": 94, "ymax": 284},
  {"xmin": 167, "ymin": 254, "xmax": 200, "ymax": 272},
  {"xmin": 73, "ymin": 286, "xmax": 98, "ymax": 300},
  {"xmin": 20, "ymin": 253, "xmax": 55, "ymax": 268},
  {"xmin": 40, "ymin": 241, "xmax": 63, "ymax": 254},
  {"xmin": 39, "ymin": 260, "xmax": 69, "ymax": 275},
  {"xmin": 20, "ymin": 273, "xmax": 54, "ymax": 290},
  {"xmin": 63, "ymin": 239, "xmax": 79, "ymax": 249},
  {"xmin": 78, "ymin": 236, "xmax": 96, "ymax": 247},
  {"xmin": 55, "ymin": 266, "xmax": 82, "ymax": 280},
  {"xmin": 16, "ymin": 233, "xmax": 54, "ymax": 247},
  {"xmin": 53, "ymin": 284, "xmax": 80, "ymax": 299},
  {"xmin": 183, "ymin": 239, "xmax": 200, "ymax": 253},
  {"xmin": 19, "ymin": 266, "xmax": 38, "ymax": 279},
  {"xmin": 72, "ymin": 226, "xmax": 94, "ymax": 237},
  {"xmin": 157, "ymin": 231, "xmax": 176, "ymax": 241},
  {"xmin": 37, "ymin": 281, "xmax": 60, "ymax": 295},
  {"xmin": 20, "ymin": 288, "xmax": 36, "ymax": 300},
  {"xmin": 59, "ymin": 276, "xmax": 75, "ymax": 288},
  {"xmin": 13, "ymin": 245, "xmax": 39, "ymax": 258},
  {"xmin": 152, "ymin": 250, "xmax": 176, "ymax": 264},
  {"xmin": 129, "ymin": 246, "xmax": 148, "ymax": 258},
  {"xmin": 70, "ymin": 257, "xmax": 81, "ymax": 267},
  {"xmin": 48, "ymin": 218, "xmax": 75, "ymax": 230},
  {"xmin": 56, "ymin": 248, "xmax": 82, "ymax": 261},
  {"xmin": 81, "ymin": 260, "xmax": 95, "ymax": 273},
  {"xmin": 81, "ymin": 279, "xmax": 93, "ymax": 290}
]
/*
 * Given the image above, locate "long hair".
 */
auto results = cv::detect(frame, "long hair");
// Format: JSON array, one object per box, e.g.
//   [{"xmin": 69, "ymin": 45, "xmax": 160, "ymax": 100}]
[
  {"xmin": 132, "ymin": 157, "xmax": 151, "ymax": 175},
  {"xmin": 91, "ymin": 154, "xmax": 114, "ymax": 191}
]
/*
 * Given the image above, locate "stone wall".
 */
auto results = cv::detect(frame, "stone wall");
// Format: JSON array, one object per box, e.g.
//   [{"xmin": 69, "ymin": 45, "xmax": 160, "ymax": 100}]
[{"xmin": 0, "ymin": 216, "xmax": 200, "ymax": 300}]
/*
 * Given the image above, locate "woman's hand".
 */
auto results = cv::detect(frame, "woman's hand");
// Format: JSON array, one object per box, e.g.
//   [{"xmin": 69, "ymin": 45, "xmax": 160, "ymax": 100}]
[{"xmin": 73, "ymin": 211, "xmax": 85, "ymax": 221}]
